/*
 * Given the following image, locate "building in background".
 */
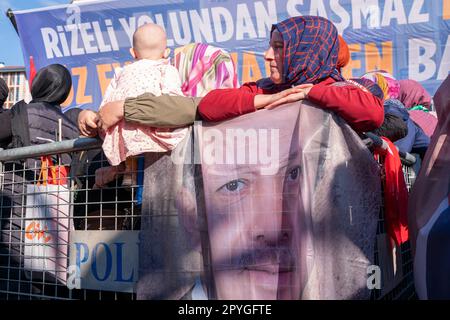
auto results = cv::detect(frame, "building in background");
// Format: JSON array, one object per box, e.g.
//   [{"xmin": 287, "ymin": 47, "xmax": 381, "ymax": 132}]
[{"xmin": 0, "ymin": 64, "xmax": 30, "ymax": 109}]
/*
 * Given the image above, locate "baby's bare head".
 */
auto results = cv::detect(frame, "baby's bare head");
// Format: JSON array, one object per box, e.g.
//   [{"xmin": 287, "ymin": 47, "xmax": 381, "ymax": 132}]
[{"xmin": 132, "ymin": 23, "xmax": 168, "ymax": 60}]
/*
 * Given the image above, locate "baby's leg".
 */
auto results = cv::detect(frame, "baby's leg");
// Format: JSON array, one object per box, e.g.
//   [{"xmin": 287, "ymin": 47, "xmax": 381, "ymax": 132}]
[{"xmin": 93, "ymin": 163, "xmax": 126, "ymax": 189}]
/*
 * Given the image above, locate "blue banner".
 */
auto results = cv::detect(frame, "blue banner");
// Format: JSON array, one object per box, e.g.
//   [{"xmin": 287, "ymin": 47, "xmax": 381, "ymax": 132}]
[{"xmin": 13, "ymin": 0, "xmax": 450, "ymax": 110}]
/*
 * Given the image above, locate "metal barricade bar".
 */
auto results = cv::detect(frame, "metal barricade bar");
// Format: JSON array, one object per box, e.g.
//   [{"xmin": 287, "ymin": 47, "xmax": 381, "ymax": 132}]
[{"xmin": 0, "ymin": 138, "xmax": 102, "ymax": 162}]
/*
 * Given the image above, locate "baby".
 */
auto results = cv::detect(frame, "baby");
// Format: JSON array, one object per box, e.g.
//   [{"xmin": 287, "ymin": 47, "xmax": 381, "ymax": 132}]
[{"xmin": 95, "ymin": 23, "xmax": 187, "ymax": 188}]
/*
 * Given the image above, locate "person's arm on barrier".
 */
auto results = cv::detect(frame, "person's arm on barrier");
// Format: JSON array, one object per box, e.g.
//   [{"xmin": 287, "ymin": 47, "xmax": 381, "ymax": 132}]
[
  {"xmin": 97, "ymin": 93, "xmax": 201, "ymax": 131},
  {"xmin": 198, "ymin": 83, "xmax": 309, "ymax": 122},
  {"xmin": 78, "ymin": 92, "xmax": 200, "ymax": 134},
  {"xmin": 124, "ymin": 93, "xmax": 200, "ymax": 128}
]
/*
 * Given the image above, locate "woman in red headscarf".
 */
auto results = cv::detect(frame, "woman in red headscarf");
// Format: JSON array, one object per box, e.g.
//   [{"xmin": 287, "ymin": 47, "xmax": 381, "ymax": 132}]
[{"xmin": 199, "ymin": 16, "xmax": 383, "ymax": 132}]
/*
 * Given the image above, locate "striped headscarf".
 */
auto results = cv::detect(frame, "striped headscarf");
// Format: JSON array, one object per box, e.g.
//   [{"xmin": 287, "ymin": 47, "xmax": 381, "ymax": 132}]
[
  {"xmin": 174, "ymin": 43, "xmax": 239, "ymax": 97},
  {"xmin": 361, "ymin": 70, "xmax": 400, "ymax": 100},
  {"xmin": 272, "ymin": 16, "xmax": 344, "ymax": 86}
]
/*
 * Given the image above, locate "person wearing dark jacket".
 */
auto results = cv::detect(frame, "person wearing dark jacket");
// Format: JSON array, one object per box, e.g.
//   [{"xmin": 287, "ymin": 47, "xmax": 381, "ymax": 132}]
[
  {"xmin": 0, "ymin": 64, "xmax": 80, "ymax": 293},
  {"xmin": 0, "ymin": 64, "xmax": 79, "ymax": 150}
]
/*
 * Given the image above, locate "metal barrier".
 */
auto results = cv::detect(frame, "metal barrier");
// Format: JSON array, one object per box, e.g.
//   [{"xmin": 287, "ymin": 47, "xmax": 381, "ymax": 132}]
[
  {"xmin": 0, "ymin": 137, "xmax": 419, "ymax": 300},
  {"xmin": 0, "ymin": 138, "xmax": 141, "ymax": 300}
]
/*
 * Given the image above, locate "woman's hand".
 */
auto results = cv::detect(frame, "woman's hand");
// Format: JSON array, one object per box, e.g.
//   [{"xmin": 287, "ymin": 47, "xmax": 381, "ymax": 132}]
[
  {"xmin": 97, "ymin": 100, "xmax": 125, "ymax": 131},
  {"xmin": 266, "ymin": 84, "xmax": 313, "ymax": 110},
  {"xmin": 78, "ymin": 109, "xmax": 99, "ymax": 137}
]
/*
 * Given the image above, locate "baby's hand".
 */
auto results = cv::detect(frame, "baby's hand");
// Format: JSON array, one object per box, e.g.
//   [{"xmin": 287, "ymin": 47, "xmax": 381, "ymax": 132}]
[{"xmin": 78, "ymin": 110, "xmax": 99, "ymax": 137}]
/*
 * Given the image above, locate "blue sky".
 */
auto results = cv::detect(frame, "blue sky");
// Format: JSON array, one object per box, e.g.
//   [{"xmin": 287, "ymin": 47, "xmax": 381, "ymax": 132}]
[{"xmin": 0, "ymin": 0, "xmax": 69, "ymax": 66}]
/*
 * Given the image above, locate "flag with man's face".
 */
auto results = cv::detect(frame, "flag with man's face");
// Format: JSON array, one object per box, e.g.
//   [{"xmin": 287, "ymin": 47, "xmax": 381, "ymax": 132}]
[{"xmin": 137, "ymin": 102, "xmax": 383, "ymax": 300}]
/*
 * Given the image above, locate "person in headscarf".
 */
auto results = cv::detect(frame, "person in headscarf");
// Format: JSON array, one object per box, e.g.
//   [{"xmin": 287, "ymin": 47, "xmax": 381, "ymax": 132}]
[
  {"xmin": 347, "ymin": 78, "xmax": 408, "ymax": 143},
  {"xmin": 8, "ymin": 64, "xmax": 79, "ymax": 149},
  {"xmin": 346, "ymin": 77, "xmax": 384, "ymax": 100},
  {"xmin": 0, "ymin": 64, "xmax": 80, "ymax": 288},
  {"xmin": 174, "ymin": 43, "xmax": 239, "ymax": 98},
  {"xmin": 398, "ymin": 79, "xmax": 432, "ymax": 110},
  {"xmin": 361, "ymin": 70, "xmax": 400, "ymax": 100},
  {"xmin": 80, "ymin": 16, "xmax": 383, "ymax": 136},
  {"xmin": 30, "ymin": 63, "xmax": 72, "ymax": 105},
  {"xmin": 198, "ymin": 16, "xmax": 384, "ymax": 132},
  {"xmin": 0, "ymin": 64, "xmax": 79, "ymax": 149},
  {"xmin": 0, "ymin": 77, "xmax": 9, "ymax": 108}
]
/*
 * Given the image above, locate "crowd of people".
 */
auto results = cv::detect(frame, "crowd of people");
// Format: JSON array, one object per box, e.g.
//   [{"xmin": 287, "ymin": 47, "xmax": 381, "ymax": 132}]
[
  {"xmin": 0, "ymin": 15, "xmax": 444, "ymax": 299},
  {"xmin": 0, "ymin": 16, "xmax": 437, "ymax": 164},
  {"xmin": 72, "ymin": 18, "xmax": 436, "ymax": 163}
]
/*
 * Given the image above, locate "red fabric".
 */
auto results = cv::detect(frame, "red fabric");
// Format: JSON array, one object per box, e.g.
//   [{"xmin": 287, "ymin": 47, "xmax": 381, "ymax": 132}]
[
  {"xmin": 38, "ymin": 156, "xmax": 69, "ymax": 186},
  {"xmin": 29, "ymin": 56, "xmax": 37, "ymax": 88},
  {"xmin": 374, "ymin": 137, "xmax": 409, "ymax": 246},
  {"xmin": 337, "ymin": 35, "xmax": 350, "ymax": 70},
  {"xmin": 198, "ymin": 82, "xmax": 265, "ymax": 122},
  {"xmin": 198, "ymin": 77, "xmax": 384, "ymax": 132},
  {"xmin": 307, "ymin": 78, "xmax": 384, "ymax": 131}
]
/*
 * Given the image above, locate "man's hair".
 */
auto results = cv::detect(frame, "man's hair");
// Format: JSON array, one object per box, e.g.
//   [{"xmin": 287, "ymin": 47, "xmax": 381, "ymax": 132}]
[{"xmin": 371, "ymin": 113, "xmax": 408, "ymax": 142}]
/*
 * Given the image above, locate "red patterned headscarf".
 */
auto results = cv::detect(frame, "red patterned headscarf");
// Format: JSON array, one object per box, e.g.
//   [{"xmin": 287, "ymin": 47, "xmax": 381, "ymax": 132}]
[{"xmin": 272, "ymin": 16, "xmax": 344, "ymax": 86}]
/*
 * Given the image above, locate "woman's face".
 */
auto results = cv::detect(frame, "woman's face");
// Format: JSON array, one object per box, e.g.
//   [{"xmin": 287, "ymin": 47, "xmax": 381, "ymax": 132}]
[{"xmin": 264, "ymin": 30, "xmax": 284, "ymax": 84}]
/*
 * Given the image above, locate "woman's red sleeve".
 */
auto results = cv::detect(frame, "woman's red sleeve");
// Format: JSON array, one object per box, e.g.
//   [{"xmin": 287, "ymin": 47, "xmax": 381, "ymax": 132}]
[
  {"xmin": 198, "ymin": 82, "xmax": 264, "ymax": 122},
  {"xmin": 308, "ymin": 79, "xmax": 384, "ymax": 132}
]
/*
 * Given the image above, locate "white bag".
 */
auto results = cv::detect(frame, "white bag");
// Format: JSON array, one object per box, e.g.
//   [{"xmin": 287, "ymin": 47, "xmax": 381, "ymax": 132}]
[{"xmin": 24, "ymin": 183, "xmax": 72, "ymax": 284}]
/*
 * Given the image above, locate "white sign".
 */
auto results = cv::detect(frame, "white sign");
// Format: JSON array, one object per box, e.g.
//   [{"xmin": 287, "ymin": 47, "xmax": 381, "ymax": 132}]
[
  {"xmin": 69, "ymin": 230, "xmax": 139, "ymax": 293},
  {"xmin": 24, "ymin": 184, "xmax": 71, "ymax": 284}
]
